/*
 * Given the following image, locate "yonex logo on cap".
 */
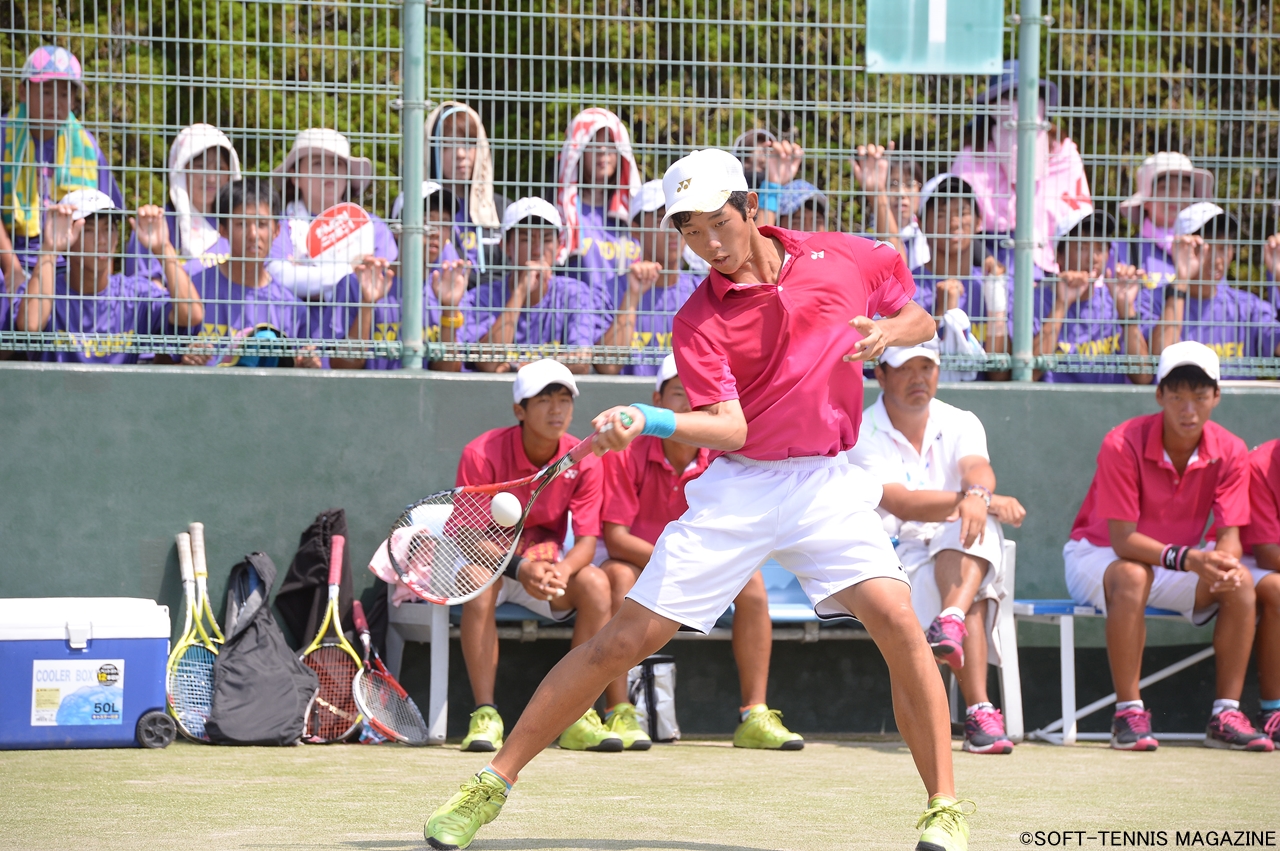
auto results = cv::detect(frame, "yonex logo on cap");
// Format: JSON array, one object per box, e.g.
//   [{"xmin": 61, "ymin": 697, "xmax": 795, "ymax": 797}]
[{"xmin": 677, "ymin": 178, "xmax": 692, "ymax": 192}]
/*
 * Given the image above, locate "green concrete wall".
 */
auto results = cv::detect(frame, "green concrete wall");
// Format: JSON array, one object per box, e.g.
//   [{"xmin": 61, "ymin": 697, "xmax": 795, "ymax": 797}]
[{"xmin": 1, "ymin": 362, "xmax": 1276, "ymax": 650}]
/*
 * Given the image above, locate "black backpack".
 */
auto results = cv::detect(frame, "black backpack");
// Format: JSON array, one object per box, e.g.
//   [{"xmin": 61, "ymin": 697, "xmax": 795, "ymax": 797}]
[{"xmin": 205, "ymin": 552, "xmax": 319, "ymax": 746}]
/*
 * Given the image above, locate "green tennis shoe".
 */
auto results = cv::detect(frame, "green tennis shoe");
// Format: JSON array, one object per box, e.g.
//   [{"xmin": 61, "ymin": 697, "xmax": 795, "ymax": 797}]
[
  {"xmin": 558, "ymin": 708, "xmax": 624, "ymax": 751},
  {"xmin": 425, "ymin": 771, "xmax": 508, "ymax": 850},
  {"xmin": 916, "ymin": 796, "xmax": 975, "ymax": 851},
  {"xmin": 733, "ymin": 705, "xmax": 804, "ymax": 750},
  {"xmin": 460, "ymin": 706, "xmax": 503, "ymax": 752},
  {"xmin": 605, "ymin": 702, "xmax": 653, "ymax": 750}
]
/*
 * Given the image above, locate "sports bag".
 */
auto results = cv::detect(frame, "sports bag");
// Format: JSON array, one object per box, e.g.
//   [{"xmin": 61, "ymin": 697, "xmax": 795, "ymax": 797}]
[{"xmin": 627, "ymin": 654, "xmax": 680, "ymax": 742}]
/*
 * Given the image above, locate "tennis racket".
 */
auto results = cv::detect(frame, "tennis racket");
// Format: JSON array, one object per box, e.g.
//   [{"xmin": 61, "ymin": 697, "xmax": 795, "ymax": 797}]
[
  {"xmin": 300, "ymin": 533, "xmax": 363, "ymax": 743},
  {"xmin": 188, "ymin": 522, "xmax": 225, "ymax": 646},
  {"xmin": 166, "ymin": 532, "xmax": 217, "ymax": 742},
  {"xmin": 351, "ymin": 600, "xmax": 429, "ymax": 745},
  {"xmin": 384, "ymin": 413, "xmax": 631, "ymax": 606}
]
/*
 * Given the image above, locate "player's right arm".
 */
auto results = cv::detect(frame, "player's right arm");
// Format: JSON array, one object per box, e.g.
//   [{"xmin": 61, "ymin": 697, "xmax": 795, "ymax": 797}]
[{"xmin": 592, "ymin": 399, "xmax": 747, "ymax": 455}]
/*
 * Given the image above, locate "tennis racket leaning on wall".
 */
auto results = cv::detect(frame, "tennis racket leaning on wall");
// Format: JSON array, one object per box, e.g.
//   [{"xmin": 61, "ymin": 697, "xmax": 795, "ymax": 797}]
[
  {"xmin": 188, "ymin": 522, "xmax": 225, "ymax": 646},
  {"xmin": 166, "ymin": 531, "xmax": 217, "ymax": 742},
  {"xmin": 350, "ymin": 600, "xmax": 430, "ymax": 745},
  {"xmin": 300, "ymin": 533, "xmax": 363, "ymax": 743},
  {"xmin": 383, "ymin": 413, "xmax": 631, "ymax": 606}
]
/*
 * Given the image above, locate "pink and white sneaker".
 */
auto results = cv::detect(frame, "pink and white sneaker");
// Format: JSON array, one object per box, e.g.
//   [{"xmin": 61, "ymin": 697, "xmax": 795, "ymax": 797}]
[
  {"xmin": 925, "ymin": 614, "xmax": 967, "ymax": 671},
  {"xmin": 1111, "ymin": 706, "xmax": 1159, "ymax": 751},
  {"xmin": 1205, "ymin": 709, "xmax": 1274, "ymax": 752},
  {"xmin": 1256, "ymin": 709, "xmax": 1280, "ymax": 745},
  {"xmin": 964, "ymin": 704, "xmax": 1014, "ymax": 754}
]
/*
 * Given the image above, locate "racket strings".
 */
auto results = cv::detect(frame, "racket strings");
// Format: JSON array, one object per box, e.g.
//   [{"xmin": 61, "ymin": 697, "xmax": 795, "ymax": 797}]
[
  {"xmin": 169, "ymin": 646, "xmax": 215, "ymax": 740},
  {"xmin": 304, "ymin": 647, "xmax": 360, "ymax": 741},
  {"xmin": 354, "ymin": 671, "xmax": 430, "ymax": 744},
  {"xmin": 388, "ymin": 492, "xmax": 518, "ymax": 600}
]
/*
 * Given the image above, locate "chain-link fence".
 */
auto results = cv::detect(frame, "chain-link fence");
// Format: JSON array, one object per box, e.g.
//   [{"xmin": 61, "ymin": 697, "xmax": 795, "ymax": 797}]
[{"xmin": 1, "ymin": 1, "xmax": 1277, "ymax": 378}]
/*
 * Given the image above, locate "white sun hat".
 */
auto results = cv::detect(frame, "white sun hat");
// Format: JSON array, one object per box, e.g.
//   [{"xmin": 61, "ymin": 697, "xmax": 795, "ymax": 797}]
[{"xmin": 274, "ymin": 129, "xmax": 375, "ymax": 197}]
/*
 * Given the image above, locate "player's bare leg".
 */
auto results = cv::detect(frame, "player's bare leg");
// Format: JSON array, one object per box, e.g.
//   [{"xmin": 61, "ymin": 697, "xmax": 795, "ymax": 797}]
[
  {"xmin": 731, "ymin": 570, "xmax": 772, "ymax": 706},
  {"xmin": 460, "ymin": 583, "xmax": 501, "ymax": 706},
  {"xmin": 491, "ymin": 599, "xmax": 678, "ymax": 777},
  {"xmin": 601, "ymin": 558, "xmax": 643, "ymax": 706},
  {"xmin": 835, "ymin": 576, "xmax": 954, "ymax": 800},
  {"xmin": 934, "ymin": 550, "xmax": 985, "ymax": 614},
  {"xmin": 1257, "ymin": 574, "xmax": 1280, "ymax": 702},
  {"xmin": 958, "ymin": 600, "xmax": 989, "ymax": 706},
  {"xmin": 1199, "ymin": 572, "xmax": 1256, "ymax": 700},
  {"xmin": 1102, "ymin": 559, "xmax": 1154, "ymax": 701}
]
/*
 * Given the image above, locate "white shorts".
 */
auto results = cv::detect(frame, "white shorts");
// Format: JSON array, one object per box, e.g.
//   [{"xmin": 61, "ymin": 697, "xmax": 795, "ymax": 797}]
[
  {"xmin": 493, "ymin": 575, "xmax": 575, "ymax": 623},
  {"xmin": 1063, "ymin": 538, "xmax": 1217, "ymax": 625},
  {"xmin": 896, "ymin": 515, "xmax": 1007, "ymax": 664},
  {"xmin": 627, "ymin": 454, "xmax": 907, "ymax": 633},
  {"xmin": 1241, "ymin": 555, "xmax": 1280, "ymax": 591}
]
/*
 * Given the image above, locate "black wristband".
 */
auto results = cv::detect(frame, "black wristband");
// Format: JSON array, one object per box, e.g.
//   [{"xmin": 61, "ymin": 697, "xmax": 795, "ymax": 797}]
[
  {"xmin": 502, "ymin": 552, "xmax": 522, "ymax": 579},
  {"xmin": 1161, "ymin": 544, "xmax": 1179, "ymax": 570},
  {"xmin": 1177, "ymin": 546, "xmax": 1190, "ymax": 572}
]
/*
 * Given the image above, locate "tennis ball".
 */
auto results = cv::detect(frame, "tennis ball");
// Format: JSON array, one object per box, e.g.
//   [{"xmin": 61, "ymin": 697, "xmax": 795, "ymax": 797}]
[{"xmin": 490, "ymin": 492, "xmax": 522, "ymax": 527}]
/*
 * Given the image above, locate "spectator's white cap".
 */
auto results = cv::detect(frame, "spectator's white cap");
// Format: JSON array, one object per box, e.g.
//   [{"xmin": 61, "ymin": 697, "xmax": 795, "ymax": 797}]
[
  {"xmin": 500, "ymin": 196, "xmax": 563, "ymax": 235},
  {"xmin": 655, "ymin": 354, "xmax": 679, "ymax": 392},
  {"xmin": 512, "ymin": 358, "xmax": 580, "ymax": 404},
  {"xmin": 390, "ymin": 181, "xmax": 444, "ymax": 222},
  {"xmin": 1157, "ymin": 340, "xmax": 1220, "ymax": 383},
  {"xmin": 1052, "ymin": 206, "xmax": 1117, "ymax": 249},
  {"xmin": 661, "ymin": 149, "xmax": 749, "ymax": 227},
  {"xmin": 1174, "ymin": 201, "xmax": 1225, "ymax": 237},
  {"xmin": 630, "ymin": 179, "xmax": 667, "ymax": 222},
  {"xmin": 59, "ymin": 188, "xmax": 116, "ymax": 221},
  {"xmin": 274, "ymin": 128, "xmax": 374, "ymax": 197},
  {"xmin": 880, "ymin": 335, "xmax": 941, "ymax": 368},
  {"xmin": 1119, "ymin": 152, "xmax": 1214, "ymax": 222}
]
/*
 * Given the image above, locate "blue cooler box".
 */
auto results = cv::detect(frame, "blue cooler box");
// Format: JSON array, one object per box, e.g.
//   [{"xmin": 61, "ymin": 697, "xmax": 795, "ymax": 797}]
[{"xmin": 0, "ymin": 598, "xmax": 170, "ymax": 749}]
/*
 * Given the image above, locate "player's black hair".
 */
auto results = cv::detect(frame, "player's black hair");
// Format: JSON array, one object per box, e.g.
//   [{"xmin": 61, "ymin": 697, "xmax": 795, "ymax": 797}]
[
  {"xmin": 1055, "ymin": 212, "xmax": 1117, "ymax": 264},
  {"xmin": 669, "ymin": 190, "xmax": 750, "ymax": 231},
  {"xmin": 518, "ymin": 382, "xmax": 574, "ymax": 408},
  {"xmin": 1198, "ymin": 211, "xmax": 1240, "ymax": 241},
  {"xmin": 657, "ymin": 377, "xmax": 675, "ymax": 396},
  {"xmin": 1157, "ymin": 364, "xmax": 1219, "ymax": 394},
  {"xmin": 426, "ymin": 188, "xmax": 457, "ymax": 217},
  {"xmin": 888, "ymin": 157, "xmax": 925, "ymax": 189},
  {"xmin": 214, "ymin": 177, "xmax": 283, "ymax": 220},
  {"xmin": 921, "ymin": 176, "xmax": 978, "ymax": 221}
]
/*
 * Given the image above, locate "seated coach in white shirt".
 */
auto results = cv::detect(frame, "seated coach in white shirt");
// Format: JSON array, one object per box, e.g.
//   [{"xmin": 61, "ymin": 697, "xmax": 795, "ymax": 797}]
[{"xmin": 848, "ymin": 337, "xmax": 1027, "ymax": 755}]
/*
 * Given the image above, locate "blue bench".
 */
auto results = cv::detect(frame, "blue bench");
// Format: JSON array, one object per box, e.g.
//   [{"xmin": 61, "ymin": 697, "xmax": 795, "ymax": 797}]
[{"xmin": 1013, "ymin": 599, "xmax": 1212, "ymax": 744}]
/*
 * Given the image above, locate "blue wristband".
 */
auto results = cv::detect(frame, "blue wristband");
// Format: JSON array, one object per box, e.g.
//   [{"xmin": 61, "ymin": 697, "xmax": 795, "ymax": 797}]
[
  {"xmin": 759, "ymin": 181, "xmax": 782, "ymax": 214},
  {"xmin": 631, "ymin": 403, "xmax": 676, "ymax": 438}
]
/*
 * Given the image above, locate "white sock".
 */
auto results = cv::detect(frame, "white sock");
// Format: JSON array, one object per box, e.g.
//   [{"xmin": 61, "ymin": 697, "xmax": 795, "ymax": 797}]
[
  {"xmin": 966, "ymin": 702, "xmax": 994, "ymax": 716},
  {"xmin": 1116, "ymin": 700, "xmax": 1144, "ymax": 712},
  {"xmin": 1212, "ymin": 699, "xmax": 1240, "ymax": 717},
  {"xmin": 939, "ymin": 607, "xmax": 965, "ymax": 622}
]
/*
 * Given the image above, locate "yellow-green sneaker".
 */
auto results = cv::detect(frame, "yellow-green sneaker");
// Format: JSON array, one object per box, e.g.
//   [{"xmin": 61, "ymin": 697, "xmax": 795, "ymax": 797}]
[
  {"xmin": 605, "ymin": 702, "xmax": 653, "ymax": 751},
  {"xmin": 460, "ymin": 706, "xmax": 503, "ymax": 752},
  {"xmin": 733, "ymin": 705, "xmax": 804, "ymax": 750},
  {"xmin": 558, "ymin": 708, "xmax": 624, "ymax": 751},
  {"xmin": 916, "ymin": 796, "xmax": 975, "ymax": 851},
  {"xmin": 425, "ymin": 771, "xmax": 508, "ymax": 850}
]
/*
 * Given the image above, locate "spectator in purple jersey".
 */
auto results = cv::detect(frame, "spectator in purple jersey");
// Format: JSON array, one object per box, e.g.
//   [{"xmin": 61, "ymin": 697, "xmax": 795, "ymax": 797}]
[
  {"xmin": 13, "ymin": 189, "xmax": 202, "ymax": 364},
  {"xmin": 910, "ymin": 174, "xmax": 1014, "ymax": 379},
  {"xmin": 1262, "ymin": 230, "xmax": 1280, "ymax": 314},
  {"xmin": 1150, "ymin": 203, "xmax": 1279, "ymax": 379},
  {"xmin": 124, "ymin": 124, "xmax": 240, "ymax": 283},
  {"xmin": 0, "ymin": 46, "xmax": 124, "ymax": 291},
  {"xmin": 425, "ymin": 102, "xmax": 507, "ymax": 275},
  {"xmin": 853, "ymin": 143, "xmax": 930, "ymax": 270},
  {"xmin": 459, "ymin": 197, "xmax": 597, "ymax": 374},
  {"xmin": 777, "ymin": 180, "xmax": 829, "ymax": 232},
  {"xmin": 1032, "ymin": 208, "xmax": 1154, "ymax": 385},
  {"xmin": 730, "ymin": 127, "xmax": 806, "ymax": 226},
  {"xmin": 1119, "ymin": 152, "xmax": 1214, "ymax": 290},
  {"xmin": 180, "ymin": 178, "xmax": 320, "ymax": 368},
  {"xmin": 333, "ymin": 182, "xmax": 469, "ymax": 371},
  {"xmin": 266, "ymin": 129, "xmax": 398, "ymax": 312},
  {"xmin": 595, "ymin": 180, "xmax": 699, "ymax": 376}
]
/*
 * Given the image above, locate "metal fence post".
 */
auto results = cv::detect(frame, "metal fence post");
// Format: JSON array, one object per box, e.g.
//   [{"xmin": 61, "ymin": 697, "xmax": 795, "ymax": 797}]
[
  {"xmin": 399, "ymin": 0, "xmax": 428, "ymax": 369},
  {"xmin": 1012, "ymin": 0, "xmax": 1042, "ymax": 382}
]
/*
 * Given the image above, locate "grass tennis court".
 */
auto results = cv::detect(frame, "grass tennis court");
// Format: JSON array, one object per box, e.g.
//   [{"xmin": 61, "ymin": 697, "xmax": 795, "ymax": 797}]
[{"xmin": 4, "ymin": 738, "xmax": 1275, "ymax": 850}]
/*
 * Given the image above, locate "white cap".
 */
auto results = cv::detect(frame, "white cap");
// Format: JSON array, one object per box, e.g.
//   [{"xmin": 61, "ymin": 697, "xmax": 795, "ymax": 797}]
[
  {"xmin": 1052, "ymin": 206, "xmax": 1117, "ymax": 249},
  {"xmin": 390, "ymin": 181, "xmax": 444, "ymax": 222},
  {"xmin": 661, "ymin": 149, "xmax": 749, "ymax": 227},
  {"xmin": 880, "ymin": 335, "xmax": 941, "ymax": 368},
  {"xmin": 1157, "ymin": 341, "xmax": 1220, "ymax": 384},
  {"xmin": 1119, "ymin": 152, "xmax": 1214, "ymax": 222},
  {"xmin": 512, "ymin": 358, "xmax": 580, "ymax": 404},
  {"xmin": 630, "ymin": 179, "xmax": 667, "ymax": 222},
  {"xmin": 1174, "ymin": 201, "xmax": 1225, "ymax": 237},
  {"xmin": 59, "ymin": 188, "xmax": 116, "ymax": 221},
  {"xmin": 501, "ymin": 196, "xmax": 564, "ymax": 235},
  {"xmin": 273, "ymin": 128, "xmax": 374, "ymax": 197},
  {"xmin": 655, "ymin": 353, "xmax": 678, "ymax": 391}
]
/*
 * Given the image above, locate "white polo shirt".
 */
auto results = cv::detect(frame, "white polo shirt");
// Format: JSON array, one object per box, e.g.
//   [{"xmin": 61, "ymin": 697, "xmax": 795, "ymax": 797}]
[{"xmin": 846, "ymin": 395, "xmax": 990, "ymax": 538}]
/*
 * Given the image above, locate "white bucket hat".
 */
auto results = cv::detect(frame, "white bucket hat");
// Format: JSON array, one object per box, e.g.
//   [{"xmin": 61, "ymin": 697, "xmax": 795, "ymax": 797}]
[
  {"xmin": 1119, "ymin": 152, "xmax": 1214, "ymax": 222},
  {"xmin": 274, "ymin": 129, "xmax": 375, "ymax": 197}
]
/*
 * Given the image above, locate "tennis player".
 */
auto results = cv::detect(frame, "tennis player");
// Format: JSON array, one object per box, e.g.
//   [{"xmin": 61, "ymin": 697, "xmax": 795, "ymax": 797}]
[{"xmin": 426, "ymin": 148, "xmax": 970, "ymax": 851}]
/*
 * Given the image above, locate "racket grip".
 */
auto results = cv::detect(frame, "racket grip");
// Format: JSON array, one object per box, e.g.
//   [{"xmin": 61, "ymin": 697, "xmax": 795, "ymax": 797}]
[
  {"xmin": 352, "ymin": 599, "xmax": 368, "ymax": 634},
  {"xmin": 175, "ymin": 532, "xmax": 194, "ymax": 582},
  {"xmin": 188, "ymin": 522, "xmax": 206, "ymax": 576},
  {"xmin": 328, "ymin": 534, "xmax": 346, "ymax": 587}
]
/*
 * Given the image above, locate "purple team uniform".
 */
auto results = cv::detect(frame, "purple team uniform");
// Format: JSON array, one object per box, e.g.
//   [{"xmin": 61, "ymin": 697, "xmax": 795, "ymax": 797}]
[
  {"xmin": 597, "ymin": 270, "xmax": 699, "ymax": 375},
  {"xmin": 910, "ymin": 266, "xmax": 1016, "ymax": 348},
  {"xmin": 1032, "ymin": 283, "xmax": 1157, "ymax": 384},
  {"xmin": 123, "ymin": 206, "xmax": 231, "ymax": 281},
  {"xmin": 19, "ymin": 273, "xmax": 171, "ymax": 364},
  {"xmin": 1139, "ymin": 282, "xmax": 1279, "ymax": 379},
  {"xmin": 457, "ymin": 273, "xmax": 598, "ymax": 358},
  {"xmin": 564, "ymin": 205, "xmax": 641, "ymax": 339},
  {"xmin": 325, "ymin": 273, "xmax": 445, "ymax": 370},
  {"xmin": 190, "ymin": 266, "xmax": 315, "ymax": 354}
]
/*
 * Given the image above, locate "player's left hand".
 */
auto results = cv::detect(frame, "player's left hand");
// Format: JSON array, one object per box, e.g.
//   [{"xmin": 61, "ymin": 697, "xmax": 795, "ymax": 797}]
[
  {"xmin": 956, "ymin": 492, "xmax": 988, "ymax": 548},
  {"xmin": 989, "ymin": 494, "xmax": 1027, "ymax": 527},
  {"xmin": 844, "ymin": 315, "xmax": 887, "ymax": 362},
  {"xmin": 591, "ymin": 405, "xmax": 644, "ymax": 455}
]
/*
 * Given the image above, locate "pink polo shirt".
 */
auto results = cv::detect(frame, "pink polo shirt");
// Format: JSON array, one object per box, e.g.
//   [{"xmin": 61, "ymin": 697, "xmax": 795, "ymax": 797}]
[
  {"xmin": 673, "ymin": 226, "xmax": 915, "ymax": 460},
  {"xmin": 602, "ymin": 435, "xmax": 712, "ymax": 545},
  {"xmin": 456, "ymin": 426, "xmax": 603, "ymax": 553},
  {"xmin": 1069, "ymin": 413, "xmax": 1251, "ymax": 549},
  {"xmin": 1242, "ymin": 439, "xmax": 1280, "ymax": 556}
]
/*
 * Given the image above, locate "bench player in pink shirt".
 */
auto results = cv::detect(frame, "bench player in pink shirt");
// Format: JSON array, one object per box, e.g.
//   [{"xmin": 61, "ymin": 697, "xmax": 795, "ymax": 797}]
[
  {"xmin": 1064, "ymin": 341, "xmax": 1271, "ymax": 752},
  {"xmin": 426, "ymin": 149, "xmax": 970, "ymax": 851},
  {"xmin": 1241, "ymin": 438, "xmax": 1280, "ymax": 744},
  {"xmin": 598, "ymin": 354, "xmax": 802, "ymax": 751}
]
